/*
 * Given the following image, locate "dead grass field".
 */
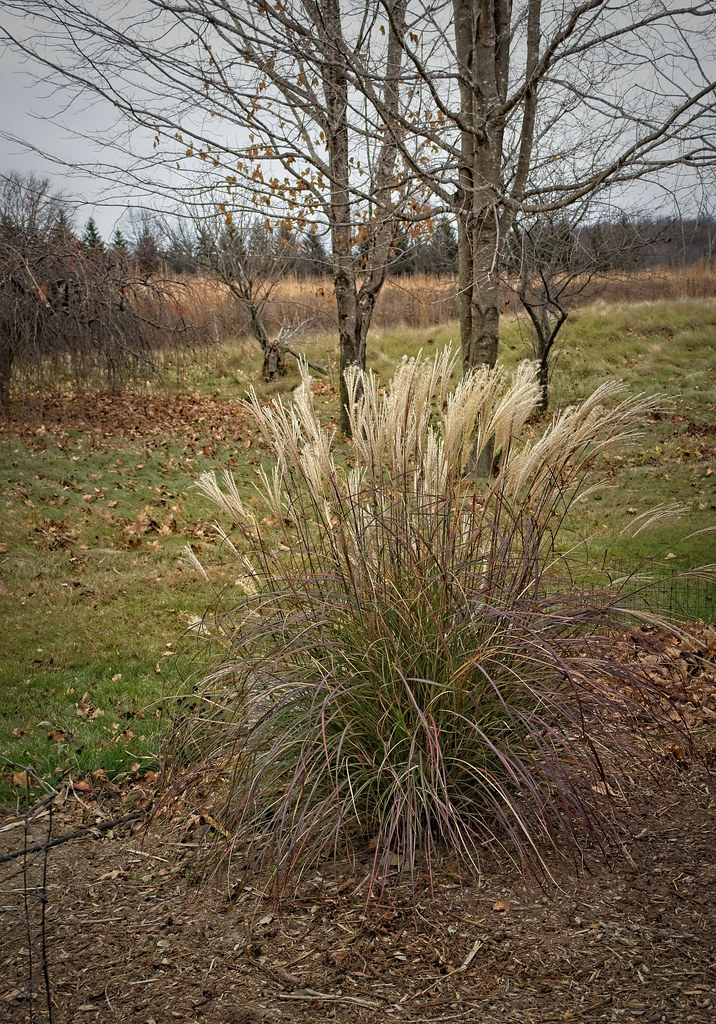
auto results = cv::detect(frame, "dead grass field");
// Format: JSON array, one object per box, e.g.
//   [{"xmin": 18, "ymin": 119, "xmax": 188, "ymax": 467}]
[{"xmin": 172, "ymin": 263, "xmax": 716, "ymax": 344}]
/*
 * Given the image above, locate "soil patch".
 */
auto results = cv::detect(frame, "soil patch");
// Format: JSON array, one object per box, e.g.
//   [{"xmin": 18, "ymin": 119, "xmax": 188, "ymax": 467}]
[{"xmin": 2, "ymin": 758, "xmax": 714, "ymax": 1024}]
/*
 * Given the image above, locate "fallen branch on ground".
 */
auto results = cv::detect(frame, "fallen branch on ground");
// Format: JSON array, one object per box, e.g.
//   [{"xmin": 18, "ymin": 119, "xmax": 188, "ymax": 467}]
[{"xmin": 0, "ymin": 811, "xmax": 143, "ymax": 864}]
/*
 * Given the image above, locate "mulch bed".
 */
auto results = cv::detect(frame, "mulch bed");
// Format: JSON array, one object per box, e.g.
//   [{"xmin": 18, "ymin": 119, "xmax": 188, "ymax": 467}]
[{"xmin": 1, "ymin": 761, "xmax": 714, "ymax": 1024}]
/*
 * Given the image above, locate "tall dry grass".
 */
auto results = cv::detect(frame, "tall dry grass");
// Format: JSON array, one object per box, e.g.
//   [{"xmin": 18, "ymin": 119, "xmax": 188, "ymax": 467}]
[
  {"xmin": 543, "ymin": 261, "xmax": 716, "ymax": 308},
  {"xmin": 167, "ymin": 262, "xmax": 716, "ymax": 343},
  {"xmin": 168, "ymin": 352, "xmax": 687, "ymax": 895}
]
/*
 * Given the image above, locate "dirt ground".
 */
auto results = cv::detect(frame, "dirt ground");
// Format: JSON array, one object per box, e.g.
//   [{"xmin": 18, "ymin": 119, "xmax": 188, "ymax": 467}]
[{"xmin": 1, "ymin": 746, "xmax": 714, "ymax": 1024}]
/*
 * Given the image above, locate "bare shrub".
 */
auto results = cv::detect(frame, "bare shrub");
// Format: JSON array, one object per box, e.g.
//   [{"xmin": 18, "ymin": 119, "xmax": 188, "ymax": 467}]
[{"xmin": 0, "ymin": 174, "xmax": 208, "ymax": 410}]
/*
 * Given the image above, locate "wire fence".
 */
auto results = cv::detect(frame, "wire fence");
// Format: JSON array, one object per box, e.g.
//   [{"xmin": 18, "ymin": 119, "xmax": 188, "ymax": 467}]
[{"xmin": 605, "ymin": 561, "xmax": 715, "ymax": 623}]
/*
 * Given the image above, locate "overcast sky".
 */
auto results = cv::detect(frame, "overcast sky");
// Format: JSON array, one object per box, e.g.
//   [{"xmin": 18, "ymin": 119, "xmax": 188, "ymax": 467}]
[
  {"xmin": 1, "ymin": 3, "xmax": 713, "ymax": 241},
  {"xmin": 0, "ymin": 31, "xmax": 135, "ymax": 238}
]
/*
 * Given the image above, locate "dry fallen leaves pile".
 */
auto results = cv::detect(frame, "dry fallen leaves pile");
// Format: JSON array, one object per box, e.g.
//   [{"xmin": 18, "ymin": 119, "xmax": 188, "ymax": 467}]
[
  {"xmin": 634, "ymin": 625, "xmax": 716, "ymax": 756},
  {"xmin": 0, "ymin": 391, "xmax": 262, "ymax": 444}
]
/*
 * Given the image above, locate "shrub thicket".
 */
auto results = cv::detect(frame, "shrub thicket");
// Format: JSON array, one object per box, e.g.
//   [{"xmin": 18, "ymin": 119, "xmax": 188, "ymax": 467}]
[{"xmin": 0, "ymin": 173, "xmax": 206, "ymax": 409}]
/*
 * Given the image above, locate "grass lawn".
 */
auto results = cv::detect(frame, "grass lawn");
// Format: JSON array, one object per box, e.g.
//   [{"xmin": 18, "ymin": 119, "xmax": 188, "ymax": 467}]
[{"xmin": 1, "ymin": 297, "xmax": 714, "ymax": 802}]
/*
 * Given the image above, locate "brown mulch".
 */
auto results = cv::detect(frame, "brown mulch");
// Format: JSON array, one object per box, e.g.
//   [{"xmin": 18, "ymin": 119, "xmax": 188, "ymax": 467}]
[
  {"xmin": 3, "ymin": 624, "xmax": 716, "ymax": 1024},
  {"xmin": 1, "ymin": 764, "xmax": 714, "ymax": 1024}
]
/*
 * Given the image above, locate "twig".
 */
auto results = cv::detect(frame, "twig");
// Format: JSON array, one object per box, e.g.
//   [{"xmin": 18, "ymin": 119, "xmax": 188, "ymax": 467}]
[
  {"xmin": 247, "ymin": 958, "xmax": 302, "ymax": 990},
  {"xmin": 412, "ymin": 939, "xmax": 484, "ymax": 1001},
  {"xmin": 460, "ymin": 938, "xmax": 484, "ymax": 969},
  {"xmin": 276, "ymin": 987, "xmax": 383, "ymax": 1008},
  {"xmin": 0, "ymin": 812, "xmax": 143, "ymax": 864},
  {"xmin": 126, "ymin": 848, "xmax": 170, "ymax": 863},
  {"xmin": 0, "ymin": 795, "xmax": 56, "ymax": 831},
  {"xmin": 40, "ymin": 799, "xmax": 53, "ymax": 1024},
  {"xmin": 21, "ymin": 793, "xmax": 36, "ymax": 1023}
]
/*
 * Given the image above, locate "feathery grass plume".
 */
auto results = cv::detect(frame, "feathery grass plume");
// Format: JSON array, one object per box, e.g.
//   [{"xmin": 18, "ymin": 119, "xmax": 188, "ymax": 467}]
[{"xmin": 168, "ymin": 351, "xmax": 688, "ymax": 896}]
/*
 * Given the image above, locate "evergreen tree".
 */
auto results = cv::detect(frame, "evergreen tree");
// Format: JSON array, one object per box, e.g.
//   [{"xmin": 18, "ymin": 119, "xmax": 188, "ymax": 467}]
[
  {"xmin": 133, "ymin": 226, "xmax": 161, "ymax": 275},
  {"xmin": 49, "ymin": 209, "xmax": 76, "ymax": 250},
  {"xmin": 165, "ymin": 232, "xmax": 196, "ymax": 273},
  {"xmin": 416, "ymin": 216, "xmax": 458, "ymax": 276},
  {"xmin": 81, "ymin": 216, "xmax": 106, "ymax": 255},
  {"xmin": 301, "ymin": 229, "xmax": 328, "ymax": 277},
  {"xmin": 389, "ymin": 226, "xmax": 416, "ymax": 276},
  {"xmin": 275, "ymin": 222, "xmax": 300, "ymax": 273},
  {"xmin": 110, "ymin": 228, "xmax": 130, "ymax": 256}
]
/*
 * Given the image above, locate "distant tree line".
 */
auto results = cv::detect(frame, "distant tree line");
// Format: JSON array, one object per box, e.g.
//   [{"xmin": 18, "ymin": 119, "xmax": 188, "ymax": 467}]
[
  {"xmin": 160, "ymin": 211, "xmax": 713, "ymax": 279},
  {"xmin": 20, "ymin": 201, "xmax": 708, "ymax": 284}
]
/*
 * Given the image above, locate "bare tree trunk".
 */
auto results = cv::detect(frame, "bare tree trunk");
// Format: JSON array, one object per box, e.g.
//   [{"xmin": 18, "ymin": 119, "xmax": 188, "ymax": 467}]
[
  {"xmin": 0, "ymin": 341, "xmax": 12, "ymax": 413},
  {"xmin": 354, "ymin": 0, "xmax": 407, "ymax": 385},
  {"xmin": 453, "ymin": 0, "xmax": 512, "ymax": 373},
  {"xmin": 518, "ymin": 274, "xmax": 567, "ymax": 414},
  {"xmin": 322, "ymin": 0, "xmax": 406, "ymax": 435},
  {"xmin": 249, "ymin": 307, "xmax": 283, "ymax": 381},
  {"xmin": 320, "ymin": 0, "xmax": 360, "ymax": 433},
  {"xmin": 453, "ymin": 0, "xmax": 513, "ymax": 474},
  {"xmin": 466, "ymin": 208, "xmax": 501, "ymax": 369},
  {"xmin": 536, "ymin": 356, "xmax": 549, "ymax": 413},
  {"xmin": 453, "ymin": 0, "xmax": 539, "ymax": 377},
  {"xmin": 453, "ymin": 0, "xmax": 475, "ymax": 366}
]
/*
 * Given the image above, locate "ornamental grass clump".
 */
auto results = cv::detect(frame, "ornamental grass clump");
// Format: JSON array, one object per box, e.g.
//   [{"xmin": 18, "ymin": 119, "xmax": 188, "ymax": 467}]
[{"xmin": 170, "ymin": 350, "xmax": 681, "ymax": 892}]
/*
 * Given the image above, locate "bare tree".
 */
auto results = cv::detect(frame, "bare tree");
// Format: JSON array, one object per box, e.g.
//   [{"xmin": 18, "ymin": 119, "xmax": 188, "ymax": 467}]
[
  {"xmin": 0, "ymin": 0, "xmax": 413, "ymax": 431},
  {"xmin": 507, "ymin": 210, "xmax": 646, "ymax": 412},
  {"xmin": 370, "ymin": 0, "xmax": 716, "ymax": 371},
  {"xmin": 175, "ymin": 209, "xmax": 293, "ymax": 380},
  {"xmin": 0, "ymin": 172, "xmax": 201, "ymax": 409}
]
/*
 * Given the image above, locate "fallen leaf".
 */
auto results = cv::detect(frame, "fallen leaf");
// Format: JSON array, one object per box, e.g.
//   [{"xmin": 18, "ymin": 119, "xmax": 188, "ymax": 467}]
[
  {"xmin": 76, "ymin": 693, "xmax": 105, "ymax": 720},
  {"xmin": 492, "ymin": 900, "xmax": 510, "ymax": 913},
  {"xmin": 75, "ymin": 692, "xmax": 92, "ymax": 718},
  {"xmin": 73, "ymin": 780, "xmax": 92, "ymax": 793},
  {"xmin": 111, "ymin": 673, "xmax": 122, "ymax": 682},
  {"xmin": 0, "ymin": 541, "xmax": 8, "ymax": 553},
  {"xmin": 12, "ymin": 771, "xmax": 28, "ymax": 787},
  {"xmin": 665, "ymin": 552, "xmax": 676, "ymax": 560},
  {"xmin": 48, "ymin": 729, "xmax": 67, "ymax": 742}
]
